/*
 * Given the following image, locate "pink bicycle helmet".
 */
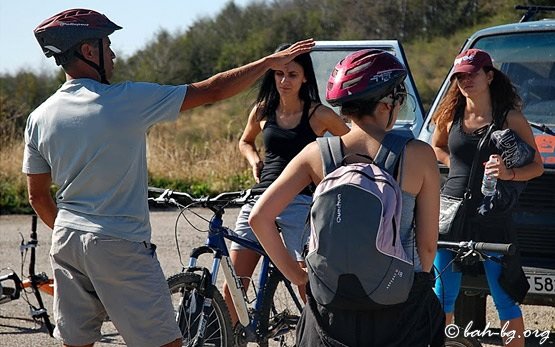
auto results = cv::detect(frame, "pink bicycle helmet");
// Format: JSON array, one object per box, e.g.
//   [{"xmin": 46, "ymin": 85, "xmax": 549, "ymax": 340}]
[
  {"xmin": 34, "ymin": 9, "xmax": 122, "ymax": 58},
  {"xmin": 326, "ymin": 49, "xmax": 407, "ymax": 106}
]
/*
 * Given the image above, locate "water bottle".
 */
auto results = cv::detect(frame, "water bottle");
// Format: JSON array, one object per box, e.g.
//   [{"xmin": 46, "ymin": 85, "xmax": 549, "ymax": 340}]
[{"xmin": 481, "ymin": 155, "xmax": 498, "ymax": 196}]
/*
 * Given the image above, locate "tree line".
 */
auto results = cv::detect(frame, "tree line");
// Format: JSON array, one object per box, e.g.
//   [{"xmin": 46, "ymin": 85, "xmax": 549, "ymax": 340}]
[{"xmin": 0, "ymin": 0, "xmax": 546, "ymax": 142}]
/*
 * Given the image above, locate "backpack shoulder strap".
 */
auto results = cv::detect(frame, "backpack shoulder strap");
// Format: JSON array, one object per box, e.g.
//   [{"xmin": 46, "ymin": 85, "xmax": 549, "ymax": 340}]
[
  {"xmin": 317, "ymin": 136, "xmax": 343, "ymax": 176},
  {"xmin": 374, "ymin": 132, "xmax": 413, "ymax": 177}
]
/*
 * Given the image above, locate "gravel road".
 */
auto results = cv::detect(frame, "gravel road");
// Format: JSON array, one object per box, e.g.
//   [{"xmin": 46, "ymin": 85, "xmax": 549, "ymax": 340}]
[{"xmin": 1, "ymin": 211, "xmax": 553, "ymax": 346}]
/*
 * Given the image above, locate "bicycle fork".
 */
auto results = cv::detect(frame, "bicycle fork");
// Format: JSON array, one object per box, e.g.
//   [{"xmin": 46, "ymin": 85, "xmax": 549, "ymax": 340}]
[
  {"xmin": 186, "ymin": 248, "xmax": 250, "ymax": 344},
  {"xmin": 220, "ymin": 255, "xmax": 250, "ymax": 326}
]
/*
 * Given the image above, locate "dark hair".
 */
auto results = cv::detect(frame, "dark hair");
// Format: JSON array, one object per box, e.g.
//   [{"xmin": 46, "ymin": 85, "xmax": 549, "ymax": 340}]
[
  {"xmin": 340, "ymin": 100, "xmax": 380, "ymax": 119},
  {"xmin": 432, "ymin": 66, "xmax": 522, "ymax": 132},
  {"xmin": 255, "ymin": 43, "xmax": 321, "ymax": 121}
]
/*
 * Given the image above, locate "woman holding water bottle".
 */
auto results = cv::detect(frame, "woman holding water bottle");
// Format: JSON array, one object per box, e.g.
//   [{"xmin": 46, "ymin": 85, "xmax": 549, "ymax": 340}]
[{"xmin": 430, "ymin": 48, "xmax": 543, "ymax": 347}]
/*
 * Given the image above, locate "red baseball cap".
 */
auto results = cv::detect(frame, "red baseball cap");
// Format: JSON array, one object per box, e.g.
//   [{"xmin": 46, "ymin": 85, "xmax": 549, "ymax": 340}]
[{"xmin": 451, "ymin": 48, "xmax": 493, "ymax": 77}]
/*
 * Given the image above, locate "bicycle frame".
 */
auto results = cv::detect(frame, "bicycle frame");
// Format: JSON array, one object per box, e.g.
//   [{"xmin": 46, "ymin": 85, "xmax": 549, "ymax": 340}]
[
  {"xmin": 149, "ymin": 187, "xmax": 303, "ymax": 345},
  {"xmin": 185, "ymin": 208, "xmax": 295, "ymax": 330},
  {"xmin": 0, "ymin": 215, "xmax": 54, "ymax": 337}
]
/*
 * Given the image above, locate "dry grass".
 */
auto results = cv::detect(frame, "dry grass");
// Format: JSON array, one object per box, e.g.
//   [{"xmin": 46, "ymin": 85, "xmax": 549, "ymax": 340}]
[
  {"xmin": 147, "ymin": 95, "xmax": 257, "ymax": 193},
  {"xmin": 0, "ymin": 94, "xmax": 258, "ymax": 213},
  {"xmin": 0, "ymin": 141, "xmax": 24, "ymax": 183},
  {"xmin": 0, "ymin": 140, "xmax": 29, "ymax": 213}
]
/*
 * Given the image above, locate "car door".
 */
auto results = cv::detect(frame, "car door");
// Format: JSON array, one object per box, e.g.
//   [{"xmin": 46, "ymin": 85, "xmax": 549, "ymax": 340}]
[{"xmin": 311, "ymin": 40, "xmax": 425, "ymax": 137}]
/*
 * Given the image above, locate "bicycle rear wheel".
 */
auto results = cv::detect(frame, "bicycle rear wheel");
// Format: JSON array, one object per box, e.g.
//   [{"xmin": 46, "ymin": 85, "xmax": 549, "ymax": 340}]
[
  {"xmin": 258, "ymin": 269, "xmax": 303, "ymax": 347},
  {"xmin": 167, "ymin": 272, "xmax": 233, "ymax": 347}
]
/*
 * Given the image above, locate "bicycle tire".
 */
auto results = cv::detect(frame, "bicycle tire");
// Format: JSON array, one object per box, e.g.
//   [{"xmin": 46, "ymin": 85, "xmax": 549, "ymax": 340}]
[
  {"xmin": 445, "ymin": 336, "xmax": 482, "ymax": 347},
  {"xmin": 257, "ymin": 269, "xmax": 303, "ymax": 347},
  {"xmin": 167, "ymin": 272, "xmax": 233, "ymax": 347}
]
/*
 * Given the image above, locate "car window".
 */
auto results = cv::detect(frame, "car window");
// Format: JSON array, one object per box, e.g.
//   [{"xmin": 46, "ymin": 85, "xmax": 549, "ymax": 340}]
[
  {"xmin": 310, "ymin": 48, "xmax": 418, "ymax": 126},
  {"xmin": 472, "ymin": 33, "xmax": 554, "ymax": 126}
]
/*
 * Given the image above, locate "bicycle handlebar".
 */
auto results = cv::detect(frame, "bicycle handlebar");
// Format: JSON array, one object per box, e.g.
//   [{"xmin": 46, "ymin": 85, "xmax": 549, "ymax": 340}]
[
  {"xmin": 437, "ymin": 240, "xmax": 515, "ymax": 256},
  {"xmin": 148, "ymin": 186, "xmax": 266, "ymax": 209}
]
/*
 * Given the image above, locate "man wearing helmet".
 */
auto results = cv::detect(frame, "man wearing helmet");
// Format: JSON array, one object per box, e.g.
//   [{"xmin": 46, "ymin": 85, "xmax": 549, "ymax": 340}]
[
  {"xmin": 249, "ymin": 50, "xmax": 445, "ymax": 346},
  {"xmin": 23, "ymin": 8, "xmax": 314, "ymax": 347}
]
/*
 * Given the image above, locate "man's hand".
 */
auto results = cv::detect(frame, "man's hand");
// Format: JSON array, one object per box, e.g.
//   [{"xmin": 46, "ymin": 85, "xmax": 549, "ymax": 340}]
[{"xmin": 266, "ymin": 38, "xmax": 315, "ymax": 71}]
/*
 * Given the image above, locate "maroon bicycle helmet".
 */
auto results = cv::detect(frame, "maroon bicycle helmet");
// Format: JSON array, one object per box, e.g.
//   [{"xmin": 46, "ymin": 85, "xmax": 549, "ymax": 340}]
[
  {"xmin": 326, "ymin": 49, "xmax": 407, "ymax": 106},
  {"xmin": 34, "ymin": 8, "xmax": 122, "ymax": 58}
]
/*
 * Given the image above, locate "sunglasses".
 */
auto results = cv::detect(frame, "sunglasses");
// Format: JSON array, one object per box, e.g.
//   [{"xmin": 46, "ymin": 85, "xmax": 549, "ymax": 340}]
[
  {"xmin": 380, "ymin": 91, "xmax": 407, "ymax": 106},
  {"xmin": 394, "ymin": 92, "xmax": 407, "ymax": 106}
]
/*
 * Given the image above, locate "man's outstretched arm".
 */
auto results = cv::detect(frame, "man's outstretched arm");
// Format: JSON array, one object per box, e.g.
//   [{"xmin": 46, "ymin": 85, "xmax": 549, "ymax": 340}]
[{"xmin": 180, "ymin": 38, "xmax": 314, "ymax": 111}]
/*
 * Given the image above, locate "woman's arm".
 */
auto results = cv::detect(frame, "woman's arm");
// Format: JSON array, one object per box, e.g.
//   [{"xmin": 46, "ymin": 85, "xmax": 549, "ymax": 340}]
[
  {"xmin": 249, "ymin": 143, "xmax": 321, "ymax": 285},
  {"xmin": 493, "ymin": 109, "xmax": 544, "ymax": 181},
  {"xmin": 310, "ymin": 105, "xmax": 350, "ymax": 136},
  {"xmin": 239, "ymin": 106, "xmax": 264, "ymax": 183},
  {"xmin": 408, "ymin": 141, "xmax": 441, "ymax": 272},
  {"xmin": 431, "ymin": 122, "xmax": 451, "ymax": 167}
]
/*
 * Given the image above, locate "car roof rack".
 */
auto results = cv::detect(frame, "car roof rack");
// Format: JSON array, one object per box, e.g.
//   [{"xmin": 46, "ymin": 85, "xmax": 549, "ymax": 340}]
[{"xmin": 515, "ymin": 5, "xmax": 555, "ymax": 22}]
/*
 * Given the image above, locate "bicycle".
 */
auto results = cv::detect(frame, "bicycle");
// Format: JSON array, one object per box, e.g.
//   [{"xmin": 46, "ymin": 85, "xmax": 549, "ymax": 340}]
[
  {"xmin": 0, "ymin": 215, "xmax": 55, "ymax": 337},
  {"xmin": 436, "ymin": 240, "xmax": 516, "ymax": 347},
  {"xmin": 149, "ymin": 187, "xmax": 304, "ymax": 347}
]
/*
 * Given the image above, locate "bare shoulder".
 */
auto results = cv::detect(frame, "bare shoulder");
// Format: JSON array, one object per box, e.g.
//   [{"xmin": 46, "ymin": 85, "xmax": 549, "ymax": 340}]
[
  {"xmin": 302, "ymin": 141, "xmax": 323, "ymax": 165},
  {"xmin": 406, "ymin": 138, "xmax": 434, "ymax": 152},
  {"xmin": 302, "ymin": 141, "xmax": 326, "ymax": 183},
  {"xmin": 246, "ymin": 103, "xmax": 264, "ymax": 123},
  {"xmin": 311, "ymin": 103, "xmax": 339, "ymax": 119},
  {"xmin": 309, "ymin": 102, "xmax": 348, "ymax": 136},
  {"xmin": 505, "ymin": 108, "xmax": 527, "ymax": 127},
  {"xmin": 405, "ymin": 139, "xmax": 437, "ymax": 166}
]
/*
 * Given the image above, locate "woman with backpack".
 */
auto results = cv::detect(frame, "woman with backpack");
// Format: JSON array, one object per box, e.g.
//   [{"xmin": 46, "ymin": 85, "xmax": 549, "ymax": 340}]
[
  {"xmin": 431, "ymin": 48, "xmax": 544, "ymax": 347},
  {"xmin": 249, "ymin": 49, "xmax": 445, "ymax": 346}
]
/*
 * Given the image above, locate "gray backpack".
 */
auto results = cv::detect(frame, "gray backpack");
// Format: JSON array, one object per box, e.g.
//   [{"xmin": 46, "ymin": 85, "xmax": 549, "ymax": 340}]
[{"xmin": 306, "ymin": 132, "xmax": 414, "ymax": 310}]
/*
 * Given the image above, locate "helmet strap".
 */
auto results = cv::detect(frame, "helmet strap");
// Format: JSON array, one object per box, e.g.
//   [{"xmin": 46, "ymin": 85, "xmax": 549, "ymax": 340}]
[
  {"xmin": 385, "ymin": 85, "xmax": 403, "ymax": 128},
  {"xmin": 386, "ymin": 104, "xmax": 395, "ymax": 128},
  {"xmin": 74, "ymin": 39, "xmax": 109, "ymax": 84}
]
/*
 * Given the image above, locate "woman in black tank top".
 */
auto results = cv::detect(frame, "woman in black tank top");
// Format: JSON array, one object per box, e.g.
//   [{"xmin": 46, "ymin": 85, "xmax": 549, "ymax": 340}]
[
  {"xmin": 222, "ymin": 44, "xmax": 349, "ymax": 325},
  {"xmin": 431, "ymin": 49, "xmax": 543, "ymax": 347}
]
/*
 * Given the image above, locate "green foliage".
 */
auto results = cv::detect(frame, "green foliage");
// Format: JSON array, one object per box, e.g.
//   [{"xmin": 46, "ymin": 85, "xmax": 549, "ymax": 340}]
[
  {"xmin": 0, "ymin": 179, "xmax": 33, "ymax": 214},
  {"xmin": 0, "ymin": 70, "xmax": 61, "ymax": 143}
]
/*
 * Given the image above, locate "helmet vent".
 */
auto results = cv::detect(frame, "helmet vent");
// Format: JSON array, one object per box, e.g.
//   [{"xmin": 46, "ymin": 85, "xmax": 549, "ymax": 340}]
[
  {"xmin": 342, "ymin": 75, "xmax": 363, "ymax": 89},
  {"xmin": 346, "ymin": 61, "xmax": 372, "ymax": 76},
  {"xmin": 44, "ymin": 45, "xmax": 62, "ymax": 53}
]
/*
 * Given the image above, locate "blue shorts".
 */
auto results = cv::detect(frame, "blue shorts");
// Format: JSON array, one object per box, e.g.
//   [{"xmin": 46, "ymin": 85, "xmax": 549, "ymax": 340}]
[
  {"xmin": 433, "ymin": 248, "xmax": 522, "ymax": 321},
  {"xmin": 231, "ymin": 194, "xmax": 312, "ymax": 261}
]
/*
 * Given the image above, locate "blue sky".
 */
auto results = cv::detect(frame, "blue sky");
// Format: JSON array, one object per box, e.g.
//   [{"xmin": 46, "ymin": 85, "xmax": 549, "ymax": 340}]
[{"xmin": 0, "ymin": 0, "xmax": 253, "ymax": 75}]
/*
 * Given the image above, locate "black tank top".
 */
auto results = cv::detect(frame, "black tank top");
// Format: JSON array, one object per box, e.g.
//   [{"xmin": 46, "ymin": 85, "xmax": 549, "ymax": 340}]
[
  {"xmin": 442, "ymin": 108, "xmax": 501, "ymax": 213},
  {"xmin": 253, "ymin": 102, "xmax": 318, "ymax": 195},
  {"xmin": 443, "ymin": 108, "xmax": 515, "ymax": 243}
]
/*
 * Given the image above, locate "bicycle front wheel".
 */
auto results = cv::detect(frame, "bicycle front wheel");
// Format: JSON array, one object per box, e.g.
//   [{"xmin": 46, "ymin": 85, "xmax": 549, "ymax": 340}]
[
  {"xmin": 167, "ymin": 272, "xmax": 233, "ymax": 347},
  {"xmin": 258, "ymin": 269, "xmax": 304, "ymax": 347}
]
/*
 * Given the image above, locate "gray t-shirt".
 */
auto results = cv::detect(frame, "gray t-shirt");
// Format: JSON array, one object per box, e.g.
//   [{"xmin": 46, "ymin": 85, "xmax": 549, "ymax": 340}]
[{"xmin": 22, "ymin": 78, "xmax": 187, "ymax": 242}]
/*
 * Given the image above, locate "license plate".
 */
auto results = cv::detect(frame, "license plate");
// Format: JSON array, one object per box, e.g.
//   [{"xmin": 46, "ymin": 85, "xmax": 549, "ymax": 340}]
[{"xmin": 526, "ymin": 274, "xmax": 555, "ymax": 294}]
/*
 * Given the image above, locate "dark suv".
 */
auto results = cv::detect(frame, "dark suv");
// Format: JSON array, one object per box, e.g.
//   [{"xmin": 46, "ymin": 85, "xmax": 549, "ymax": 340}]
[{"xmin": 309, "ymin": 5, "xmax": 555, "ymax": 329}]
